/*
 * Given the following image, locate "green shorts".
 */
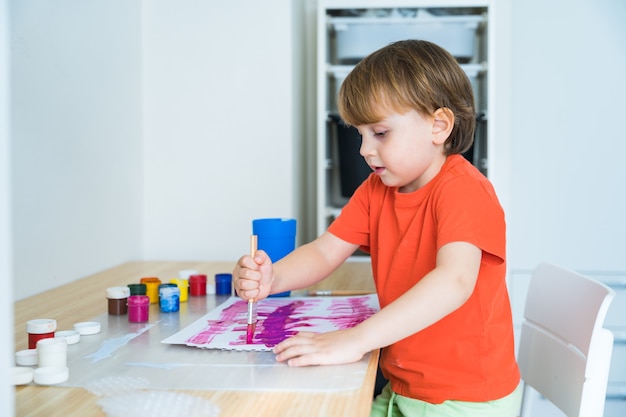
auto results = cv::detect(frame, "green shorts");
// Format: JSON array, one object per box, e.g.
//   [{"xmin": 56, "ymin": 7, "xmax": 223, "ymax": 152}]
[{"xmin": 371, "ymin": 383, "xmax": 522, "ymax": 417}]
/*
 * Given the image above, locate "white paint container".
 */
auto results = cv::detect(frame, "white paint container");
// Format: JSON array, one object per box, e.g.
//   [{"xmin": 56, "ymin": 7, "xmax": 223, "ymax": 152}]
[
  {"xmin": 36, "ymin": 337, "xmax": 68, "ymax": 368},
  {"xmin": 74, "ymin": 321, "xmax": 101, "ymax": 335},
  {"xmin": 12, "ymin": 367, "xmax": 34, "ymax": 385},
  {"xmin": 55, "ymin": 330, "xmax": 81, "ymax": 345},
  {"xmin": 178, "ymin": 269, "xmax": 199, "ymax": 279},
  {"xmin": 34, "ymin": 366, "xmax": 69, "ymax": 385},
  {"xmin": 15, "ymin": 349, "xmax": 38, "ymax": 366}
]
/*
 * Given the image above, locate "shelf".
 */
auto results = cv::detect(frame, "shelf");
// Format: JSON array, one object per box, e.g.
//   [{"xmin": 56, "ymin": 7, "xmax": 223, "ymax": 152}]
[
  {"xmin": 316, "ymin": 1, "xmax": 491, "ymax": 237},
  {"xmin": 327, "ymin": 62, "xmax": 486, "ymax": 77}
]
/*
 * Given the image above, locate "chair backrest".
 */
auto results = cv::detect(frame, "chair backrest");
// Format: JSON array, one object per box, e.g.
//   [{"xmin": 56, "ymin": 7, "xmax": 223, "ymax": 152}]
[{"xmin": 518, "ymin": 262, "xmax": 615, "ymax": 417}]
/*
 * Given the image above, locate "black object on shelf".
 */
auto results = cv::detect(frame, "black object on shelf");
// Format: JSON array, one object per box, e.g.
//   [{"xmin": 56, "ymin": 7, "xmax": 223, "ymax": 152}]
[{"xmin": 331, "ymin": 115, "xmax": 372, "ymax": 198}]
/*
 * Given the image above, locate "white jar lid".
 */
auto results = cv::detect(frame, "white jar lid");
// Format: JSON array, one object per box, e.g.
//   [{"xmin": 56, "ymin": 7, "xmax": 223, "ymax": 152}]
[
  {"xmin": 74, "ymin": 321, "xmax": 101, "ymax": 335},
  {"xmin": 34, "ymin": 366, "xmax": 69, "ymax": 385},
  {"xmin": 26, "ymin": 319, "xmax": 57, "ymax": 334},
  {"xmin": 12, "ymin": 367, "xmax": 34, "ymax": 385},
  {"xmin": 106, "ymin": 286, "xmax": 131, "ymax": 299},
  {"xmin": 15, "ymin": 349, "xmax": 38, "ymax": 366},
  {"xmin": 55, "ymin": 330, "xmax": 81, "ymax": 345},
  {"xmin": 36, "ymin": 337, "xmax": 68, "ymax": 352}
]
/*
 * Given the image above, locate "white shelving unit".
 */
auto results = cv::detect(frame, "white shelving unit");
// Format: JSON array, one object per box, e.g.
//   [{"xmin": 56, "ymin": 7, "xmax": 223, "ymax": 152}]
[
  {"xmin": 312, "ymin": 2, "xmax": 625, "ymax": 415},
  {"xmin": 316, "ymin": 0, "xmax": 493, "ymax": 238}
]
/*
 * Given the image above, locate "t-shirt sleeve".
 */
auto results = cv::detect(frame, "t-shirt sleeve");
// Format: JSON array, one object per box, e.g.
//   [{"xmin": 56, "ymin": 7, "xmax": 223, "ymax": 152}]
[
  {"xmin": 434, "ymin": 175, "xmax": 506, "ymax": 265},
  {"xmin": 327, "ymin": 175, "xmax": 374, "ymax": 252}
]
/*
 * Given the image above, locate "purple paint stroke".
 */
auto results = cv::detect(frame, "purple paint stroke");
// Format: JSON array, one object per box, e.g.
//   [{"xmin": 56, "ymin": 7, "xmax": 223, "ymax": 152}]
[
  {"xmin": 248, "ymin": 300, "xmax": 315, "ymax": 347},
  {"xmin": 240, "ymin": 296, "xmax": 376, "ymax": 347},
  {"xmin": 185, "ymin": 296, "xmax": 377, "ymax": 348}
]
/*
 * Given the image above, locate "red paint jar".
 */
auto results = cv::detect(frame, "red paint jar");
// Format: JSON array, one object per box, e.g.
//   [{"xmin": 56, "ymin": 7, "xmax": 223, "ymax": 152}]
[
  {"xmin": 127, "ymin": 295, "xmax": 150, "ymax": 323},
  {"xmin": 27, "ymin": 319, "xmax": 57, "ymax": 349},
  {"xmin": 189, "ymin": 274, "xmax": 207, "ymax": 296}
]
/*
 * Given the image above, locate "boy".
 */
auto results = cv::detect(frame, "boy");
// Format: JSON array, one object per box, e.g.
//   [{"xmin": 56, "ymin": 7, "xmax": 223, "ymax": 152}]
[{"xmin": 233, "ymin": 40, "xmax": 521, "ymax": 416}]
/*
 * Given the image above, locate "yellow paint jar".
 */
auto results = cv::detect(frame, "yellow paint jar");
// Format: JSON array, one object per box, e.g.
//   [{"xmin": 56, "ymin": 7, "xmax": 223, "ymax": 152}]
[
  {"xmin": 140, "ymin": 277, "xmax": 162, "ymax": 304},
  {"xmin": 169, "ymin": 278, "xmax": 189, "ymax": 302}
]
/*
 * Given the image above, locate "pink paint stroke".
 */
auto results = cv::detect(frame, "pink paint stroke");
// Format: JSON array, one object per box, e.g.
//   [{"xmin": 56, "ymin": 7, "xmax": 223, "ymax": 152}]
[
  {"xmin": 185, "ymin": 302, "xmax": 241, "ymax": 345},
  {"xmin": 185, "ymin": 296, "xmax": 377, "ymax": 348}
]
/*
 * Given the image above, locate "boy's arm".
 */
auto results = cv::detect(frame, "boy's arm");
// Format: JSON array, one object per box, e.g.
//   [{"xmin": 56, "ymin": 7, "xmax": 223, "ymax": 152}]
[
  {"xmin": 274, "ymin": 241, "xmax": 482, "ymax": 366},
  {"xmin": 270, "ymin": 231, "xmax": 359, "ymax": 294},
  {"xmin": 234, "ymin": 231, "xmax": 358, "ymax": 301}
]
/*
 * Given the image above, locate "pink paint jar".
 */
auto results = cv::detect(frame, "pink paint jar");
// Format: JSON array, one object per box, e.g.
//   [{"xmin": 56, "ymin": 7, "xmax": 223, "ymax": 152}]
[
  {"xmin": 127, "ymin": 295, "xmax": 150, "ymax": 323},
  {"xmin": 189, "ymin": 274, "xmax": 207, "ymax": 296},
  {"xmin": 27, "ymin": 319, "xmax": 57, "ymax": 349}
]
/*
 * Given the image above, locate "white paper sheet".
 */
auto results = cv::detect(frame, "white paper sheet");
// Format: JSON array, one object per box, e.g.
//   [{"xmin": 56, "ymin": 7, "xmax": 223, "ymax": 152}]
[
  {"xmin": 55, "ymin": 295, "xmax": 380, "ymax": 392},
  {"xmin": 161, "ymin": 295, "xmax": 379, "ymax": 351}
]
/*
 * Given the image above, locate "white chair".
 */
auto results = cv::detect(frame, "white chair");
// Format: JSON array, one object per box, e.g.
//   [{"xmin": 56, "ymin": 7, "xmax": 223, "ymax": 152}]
[{"xmin": 518, "ymin": 262, "xmax": 615, "ymax": 417}]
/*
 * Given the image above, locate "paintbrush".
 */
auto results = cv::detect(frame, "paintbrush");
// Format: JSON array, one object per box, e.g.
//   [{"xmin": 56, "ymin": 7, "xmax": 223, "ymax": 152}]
[
  {"xmin": 246, "ymin": 234, "xmax": 258, "ymax": 344},
  {"xmin": 306, "ymin": 289, "xmax": 374, "ymax": 296}
]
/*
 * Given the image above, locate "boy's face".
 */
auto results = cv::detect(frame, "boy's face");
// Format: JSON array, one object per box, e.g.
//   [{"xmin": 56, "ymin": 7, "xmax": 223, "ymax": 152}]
[{"xmin": 355, "ymin": 108, "xmax": 450, "ymax": 193}]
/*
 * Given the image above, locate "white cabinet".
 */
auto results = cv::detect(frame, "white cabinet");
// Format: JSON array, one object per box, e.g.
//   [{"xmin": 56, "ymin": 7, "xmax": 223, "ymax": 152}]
[{"xmin": 315, "ymin": 0, "xmax": 493, "ymax": 237}]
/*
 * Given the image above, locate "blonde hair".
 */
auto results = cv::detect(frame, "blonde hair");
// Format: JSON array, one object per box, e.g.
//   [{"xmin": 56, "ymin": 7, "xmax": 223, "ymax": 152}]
[{"xmin": 338, "ymin": 40, "xmax": 476, "ymax": 155}]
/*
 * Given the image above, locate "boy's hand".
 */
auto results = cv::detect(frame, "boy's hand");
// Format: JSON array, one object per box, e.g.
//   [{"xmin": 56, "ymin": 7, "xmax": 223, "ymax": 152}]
[
  {"xmin": 273, "ymin": 329, "xmax": 367, "ymax": 367},
  {"xmin": 233, "ymin": 249, "xmax": 273, "ymax": 301}
]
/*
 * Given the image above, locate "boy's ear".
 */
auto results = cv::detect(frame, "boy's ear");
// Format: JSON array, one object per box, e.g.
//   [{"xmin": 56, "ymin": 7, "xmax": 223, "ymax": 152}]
[{"xmin": 432, "ymin": 107, "xmax": 455, "ymax": 144}]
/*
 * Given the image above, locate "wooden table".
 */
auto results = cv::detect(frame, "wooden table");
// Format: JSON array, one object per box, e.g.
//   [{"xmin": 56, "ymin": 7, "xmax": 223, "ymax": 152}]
[{"xmin": 14, "ymin": 261, "xmax": 377, "ymax": 417}]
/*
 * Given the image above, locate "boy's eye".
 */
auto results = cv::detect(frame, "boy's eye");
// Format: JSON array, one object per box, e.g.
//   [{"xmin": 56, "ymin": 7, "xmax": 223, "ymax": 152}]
[{"xmin": 374, "ymin": 131, "xmax": 387, "ymax": 137}]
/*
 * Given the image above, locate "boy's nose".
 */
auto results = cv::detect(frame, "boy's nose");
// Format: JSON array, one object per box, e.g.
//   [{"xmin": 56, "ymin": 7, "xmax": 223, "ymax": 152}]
[{"xmin": 359, "ymin": 136, "xmax": 374, "ymax": 157}]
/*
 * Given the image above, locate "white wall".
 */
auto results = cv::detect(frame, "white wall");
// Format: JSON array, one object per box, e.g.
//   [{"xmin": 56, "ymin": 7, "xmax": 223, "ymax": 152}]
[
  {"xmin": 508, "ymin": 0, "xmax": 626, "ymax": 273},
  {"xmin": 141, "ymin": 0, "xmax": 297, "ymax": 261},
  {"xmin": 11, "ymin": 0, "xmax": 300, "ymax": 300},
  {"xmin": 1, "ymin": 0, "xmax": 15, "ymax": 413},
  {"xmin": 11, "ymin": 0, "xmax": 143, "ymax": 299},
  {"xmin": 10, "ymin": 0, "xmax": 625, "ymax": 299}
]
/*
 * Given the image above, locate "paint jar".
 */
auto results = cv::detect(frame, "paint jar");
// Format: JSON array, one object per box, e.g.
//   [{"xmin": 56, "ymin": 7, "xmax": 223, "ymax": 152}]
[
  {"xmin": 107, "ymin": 286, "xmax": 131, "ymax": 315},
  {"xmin": 33, "ymin": 366, "xmax": 69, "ymax": 385},
  {"xmin": 178, "ymin": 269, "xmax": 199, "ymax": 280},
  {"xmin": 27, "ymin": 319, "xmax": 57, "ymax": 349},
  {"xmin": 169, "ymin": 278, "xmax": 189, "ymax": 302},
  {"xmin": 140, "ymin": 277, "xmax": 162, "ymax": 304},
  {"xmin": 159, "ymin": 283, "xmax": 180, "ymax": 313},
  {"xmin": 37, "ymin": 337, "xmax": 68, "ymax": 368},
  {"xmin": 215, "ymin": 273, "xmax": 233, "ymax": 295},
  {"xmin": 127, "ymin": 295, "xmax": 150, "ymax": 323},
  {"xmin": 189, "ymin": 274, "xmax": 207, "ymax": 296},
  {"xmin": 127, "ymin": 283, "xmax": 147, "ymax": 296}
]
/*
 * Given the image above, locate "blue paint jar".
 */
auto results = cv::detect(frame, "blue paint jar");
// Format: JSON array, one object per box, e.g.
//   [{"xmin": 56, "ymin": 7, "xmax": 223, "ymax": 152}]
[
  {"xmin": 215, "ymin": 273, "xmax": 232, "ymax": 295},
  {"xmin": 158, "ymin": 283, "xmax": 180, "ymax": 313}
]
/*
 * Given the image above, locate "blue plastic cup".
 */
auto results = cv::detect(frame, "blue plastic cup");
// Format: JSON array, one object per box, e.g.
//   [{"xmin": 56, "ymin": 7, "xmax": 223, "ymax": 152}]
[{"xmin": 252, "ymin": 218, "xmax": 297, "ymax": 297}]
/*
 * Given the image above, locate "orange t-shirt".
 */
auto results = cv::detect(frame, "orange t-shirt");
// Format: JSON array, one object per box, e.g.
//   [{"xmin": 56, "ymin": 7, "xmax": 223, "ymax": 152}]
[{"xmin": 328, "ymin": 154, "xmax": 520, "ymax": 403}]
